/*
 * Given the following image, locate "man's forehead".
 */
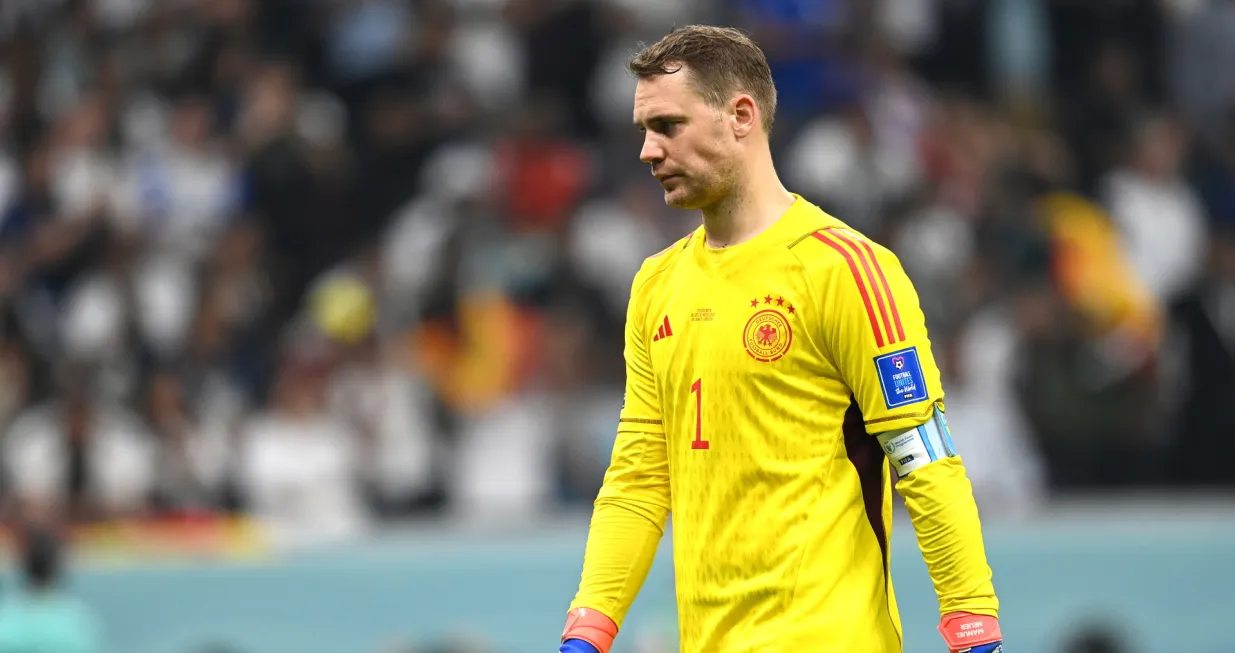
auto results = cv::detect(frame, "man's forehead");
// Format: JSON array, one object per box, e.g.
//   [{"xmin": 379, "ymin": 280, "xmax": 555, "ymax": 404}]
[
  {"xmin": 633, "ymin": 98, "xmax": 679, "ymax": 122},
  {"xmin": 635, "ymin": 69, "xmax": 691, "ymax": 98},
  {"xmin": 633, "ymin": 73, "xmax": 696, "ymax": 120}
]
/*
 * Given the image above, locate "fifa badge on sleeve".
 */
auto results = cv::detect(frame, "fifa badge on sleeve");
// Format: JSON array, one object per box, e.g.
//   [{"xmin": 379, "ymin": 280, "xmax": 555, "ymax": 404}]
[{"xmin": 874, "ymin": 347, "xmax": 928, "ymax": 408}]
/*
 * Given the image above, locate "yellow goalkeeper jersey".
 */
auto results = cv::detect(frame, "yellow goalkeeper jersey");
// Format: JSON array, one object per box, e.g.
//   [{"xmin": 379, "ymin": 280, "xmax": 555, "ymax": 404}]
[{"xmin": 572, "ymin": 195, "xmax": 989, "ymax": 653}]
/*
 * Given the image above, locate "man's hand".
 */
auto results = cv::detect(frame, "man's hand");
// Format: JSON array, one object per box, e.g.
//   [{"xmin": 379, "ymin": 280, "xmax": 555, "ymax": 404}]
[
  {"xmin": 950, "ymin": 644, "xmax": 1001, "ymax": 653},
  {"xmin": 939, "ymin": 612, "xmax": 1002, "ymax": 653}
]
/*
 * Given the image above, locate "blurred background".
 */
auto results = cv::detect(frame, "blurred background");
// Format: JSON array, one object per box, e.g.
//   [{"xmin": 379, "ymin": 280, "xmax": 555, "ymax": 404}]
[{"xmin": 0, "ymin": 0, "xmax": 1230, "ymax": 651}]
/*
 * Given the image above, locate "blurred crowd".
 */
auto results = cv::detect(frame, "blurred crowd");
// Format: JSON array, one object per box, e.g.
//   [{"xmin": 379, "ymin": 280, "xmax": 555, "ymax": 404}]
[{"xmin": 0, "ymin": 0, "xmax": 1231, "ymax": 549}]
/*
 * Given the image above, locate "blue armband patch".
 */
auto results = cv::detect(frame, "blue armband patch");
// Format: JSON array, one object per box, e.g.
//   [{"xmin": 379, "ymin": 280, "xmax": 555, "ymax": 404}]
[{"xmin": 874, "ymin": 346, "xmax": 928, "ymax": 409}]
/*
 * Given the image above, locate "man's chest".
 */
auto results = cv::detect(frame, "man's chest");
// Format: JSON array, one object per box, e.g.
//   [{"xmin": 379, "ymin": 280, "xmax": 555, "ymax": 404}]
[
  {"xmin": 647, "ymin": 283, "xmax": 805, "ymax": 370},
  {"xmin": 642, "ymin": 263, "xmax": 832, "ymax": 423}
]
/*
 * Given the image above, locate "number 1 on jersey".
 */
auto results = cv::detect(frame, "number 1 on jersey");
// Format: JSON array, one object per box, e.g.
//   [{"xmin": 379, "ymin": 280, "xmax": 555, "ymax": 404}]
[{"xmin": 690, "ymin": 378, "xmax": 709, "ymax": 450}]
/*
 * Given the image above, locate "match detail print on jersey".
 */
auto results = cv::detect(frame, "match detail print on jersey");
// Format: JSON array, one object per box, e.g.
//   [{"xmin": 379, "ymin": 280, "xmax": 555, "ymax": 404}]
[{"xmin": 810, "ymin": 229, "xmax": 906, "ymax": 347}]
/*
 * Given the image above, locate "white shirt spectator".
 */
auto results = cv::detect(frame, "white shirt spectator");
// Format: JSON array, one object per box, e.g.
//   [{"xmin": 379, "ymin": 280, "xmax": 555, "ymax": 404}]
[
  {"xmin": 878, "ymin": 0, "xmax": 938, "ymax": 56},
  {"xmin": 239, "ymin": 413, "xmax": 372, "ymax": 549},
  {"xmin": 784, "ymin": 115, "xmax": 896, "ymax": 233},
  {"xmin": 1102, "ymin": 167, "xmax": 1207, "ymax": 305},
  {"xmin": 3, "ymin": 402, "xmax": 157, "ymax": 515},
  {"xmin": 93, "ymin": 0, "xmax": 153, "ymax": 32},
  {"xmin": 129, "ymin": 253, "xmax": 199, "ymax": 360},
  {"xmin": 449, "ymin": 393, "xmax": 557, "ymax": 525},
  {"xmin": 568, "ymin": 194, "xmax": 663, "ymax": 318},
  {"xmin": 447, "ymin": 20, "xmax": 523, "ymax": 113},
  {"xmin": 111, "ymin": 141, "xmax": 240, "ymax": 261},
  {"xmin": 329, "ymin": 357, "xmax": 437, "ymax": 506},
  {"xmin": 382, "ymin": 196, "xmax": 456, "ymax": 317},
  {"xmin": 59, "ymin": 273, "xmax": 127, "ymax": 363},
  {"xmin": 941, "ymin": 305, "xmax": 1047, "ymax": 517},
  {"xmin": 185, "ymin": 371, "xmax": 248, "ymax": 500},
  {"xmin": 0, "ymin": 150, "xmax": 18, "ymax": 218},
  {"xmin": 50, "ymin": 148, "xmax": 115, "ymax": 222}
]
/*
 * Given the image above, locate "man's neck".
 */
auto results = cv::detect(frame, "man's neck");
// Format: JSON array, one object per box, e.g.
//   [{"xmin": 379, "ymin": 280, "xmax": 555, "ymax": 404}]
[{"xmin": 701, "ymin": 165, "xmax": 794, "ymax": 249}]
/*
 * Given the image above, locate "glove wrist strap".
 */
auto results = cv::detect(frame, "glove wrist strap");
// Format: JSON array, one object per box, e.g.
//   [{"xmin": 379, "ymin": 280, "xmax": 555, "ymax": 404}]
[
  {"xmin": 561, "ymin": 608, "xmax": 618, "ymax": 653},
  {"xmin": 939, "ymin": 612, "xmax": 1002, "ymax": 651}
]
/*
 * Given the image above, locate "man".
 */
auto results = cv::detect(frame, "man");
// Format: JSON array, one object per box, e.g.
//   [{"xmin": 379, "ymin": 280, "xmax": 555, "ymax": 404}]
[
  {"xmin": 558, "ymin": 26, "xmax": 1004, "ymax": 653},
  {"xmin": 0, "ymin": 526, "xmax": 102, "ymax": 653}
]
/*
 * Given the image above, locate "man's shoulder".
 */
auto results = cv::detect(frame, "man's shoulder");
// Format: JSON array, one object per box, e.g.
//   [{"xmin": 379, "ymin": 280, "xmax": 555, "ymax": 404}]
[
  {"xmin": 643, "ymin": 228, "xmax": 696, "ymax": 263},
  {"xmin": 631, "ymin": 228, "xmax": 698, "ymax": 294},
  {"xmin": 784, "ymin": 215, "xmax": 902, "ymax": 282}
]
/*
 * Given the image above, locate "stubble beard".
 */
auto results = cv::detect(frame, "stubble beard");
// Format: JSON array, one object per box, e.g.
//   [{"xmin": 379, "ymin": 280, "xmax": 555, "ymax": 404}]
[{"xmin": 663, "ymin": 160, "xmax": 737, "ymax": 212}]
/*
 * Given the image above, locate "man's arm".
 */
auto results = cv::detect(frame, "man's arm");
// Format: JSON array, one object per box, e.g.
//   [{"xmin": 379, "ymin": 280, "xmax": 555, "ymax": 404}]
[
  {"xmin": 562, "ymin": 269, "xmax": 672, "ymax": 653},
  {"xmin": 878, "ymin": 410, "xmax": 1002, "ymax": 652},
  {"xmin": 808, "ymin": 227, "xmax": 1002, "ymax": 652}
]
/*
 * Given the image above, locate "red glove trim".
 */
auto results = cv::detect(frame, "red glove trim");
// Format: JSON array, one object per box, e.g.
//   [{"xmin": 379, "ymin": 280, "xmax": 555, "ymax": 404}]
[
  {"xmin": 561, "ymin": 607, "xmax": 618, "ymax": 653},
  {"xmin": 939, "ymin": 612, "xmax": 1002, "ymax": 651}
]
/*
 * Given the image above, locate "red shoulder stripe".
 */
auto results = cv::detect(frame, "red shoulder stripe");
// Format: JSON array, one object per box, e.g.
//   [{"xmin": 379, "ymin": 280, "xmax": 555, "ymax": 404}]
[
  {"xmin": 826, "ymin": 229, "xmax": 897, "ymax": 345},
  {"xmin": 856, "ymin": 237, "xmax": 905, "ymax": 342},
  {"xmin": 812, "ymin": 231, "xmax": 884, "ymax": 347}
]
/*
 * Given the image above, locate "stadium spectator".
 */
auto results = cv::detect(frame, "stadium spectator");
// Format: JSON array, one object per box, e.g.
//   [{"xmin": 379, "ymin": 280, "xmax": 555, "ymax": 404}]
[
  {"xmin": 0, "ymin": 525, "xmax": 102, "ymax": 653},
  {"xmin": 0, "ymin": 0, "xmax": 1228, "ymax": 542}
]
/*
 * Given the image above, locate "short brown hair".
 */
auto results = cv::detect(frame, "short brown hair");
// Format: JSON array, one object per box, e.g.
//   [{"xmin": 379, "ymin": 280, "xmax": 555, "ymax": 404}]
[{"xmin": 629, "ymin": 25, "xmax": 778, "ymax": 134}]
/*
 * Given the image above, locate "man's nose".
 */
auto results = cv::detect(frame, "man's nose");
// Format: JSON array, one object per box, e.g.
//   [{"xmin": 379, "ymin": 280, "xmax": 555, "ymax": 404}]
[{"xmin": 640, "ymin": 134, "xmax": 665, "ymax": 165}]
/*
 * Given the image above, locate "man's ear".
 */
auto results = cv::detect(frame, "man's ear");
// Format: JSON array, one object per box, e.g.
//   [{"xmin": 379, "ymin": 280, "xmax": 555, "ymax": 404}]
[{"xmin": 731, "ymin": 93, "xmax": 759, "ymax": 139}]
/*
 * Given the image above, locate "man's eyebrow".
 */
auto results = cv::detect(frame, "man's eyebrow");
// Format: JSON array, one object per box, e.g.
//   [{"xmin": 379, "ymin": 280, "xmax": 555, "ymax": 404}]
[{"xmin": 633, "ymin": 114, "xmax": 687, "ymax": 128}]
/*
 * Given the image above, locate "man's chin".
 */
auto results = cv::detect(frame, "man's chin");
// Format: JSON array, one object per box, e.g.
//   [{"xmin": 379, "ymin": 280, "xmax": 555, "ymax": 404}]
[{"xmin": 663, "ymin": 188, "xmax": 705, "ymax": 210}]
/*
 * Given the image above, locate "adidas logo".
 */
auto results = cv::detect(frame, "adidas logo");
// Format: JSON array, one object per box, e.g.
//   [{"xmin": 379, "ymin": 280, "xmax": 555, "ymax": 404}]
[{"xmin": 652, "ymin": 315, "xmax": 674, "ymax": 342}]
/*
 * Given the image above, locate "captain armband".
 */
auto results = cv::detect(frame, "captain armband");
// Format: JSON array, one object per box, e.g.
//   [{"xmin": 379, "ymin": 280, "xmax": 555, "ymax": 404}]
[{"xmin": 875, "ymin": 408, "xmax": 957, "ymax": 478}]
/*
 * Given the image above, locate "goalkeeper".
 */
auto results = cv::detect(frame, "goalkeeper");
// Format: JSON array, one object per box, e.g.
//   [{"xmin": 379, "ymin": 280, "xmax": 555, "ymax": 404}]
[{"xmin": 558, "ymin": 25, "xmax": 1003, "ymax": 653}]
